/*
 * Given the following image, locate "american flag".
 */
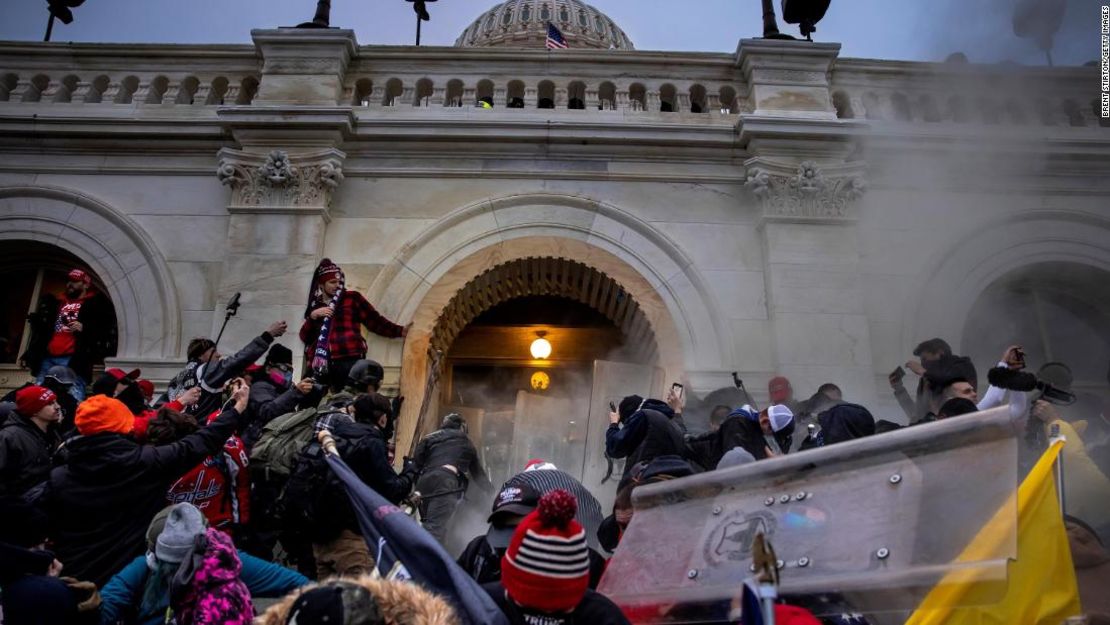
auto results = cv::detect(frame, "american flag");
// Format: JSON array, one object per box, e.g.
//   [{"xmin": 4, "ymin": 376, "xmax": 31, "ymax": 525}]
[{"xmin": 545, "ymin": 21, "xmax": 568, "ymax": 49}]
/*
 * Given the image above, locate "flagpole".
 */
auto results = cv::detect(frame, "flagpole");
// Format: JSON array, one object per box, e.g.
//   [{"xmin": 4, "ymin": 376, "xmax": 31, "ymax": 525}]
[
  {"xmin": 1048, "ymin": 425, "xmax": 1066, "ymax": 516},
  {"xmin": 415, "ymin": 13, "xmax": 422, "ymax": 45}
]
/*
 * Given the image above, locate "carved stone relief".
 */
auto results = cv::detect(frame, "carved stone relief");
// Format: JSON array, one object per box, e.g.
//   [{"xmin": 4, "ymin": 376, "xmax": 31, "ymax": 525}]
[
  {"xmin": 745, "ymin": 159, "xmax": 866, "ymax": 221},
  {"xmin": 217, "ymin": 148, "xmax": 345, "ymax": 211}
]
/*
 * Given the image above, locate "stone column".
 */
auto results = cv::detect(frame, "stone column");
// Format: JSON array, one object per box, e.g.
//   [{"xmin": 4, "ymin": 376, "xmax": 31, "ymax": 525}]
[
  {"xmin": 745, "ymin": 158, "xmax": 876, "ymax": 406},
  {"xmin": 209, "ymin": 28, "xmax": 359, "ymax": 371},
  {"xmin": 213, "ymin": 148, "xmax": 346, "ymax": 373},
  {"xmin": 736, "ymin": 39, "xmax": 878, "ymax": 406}
]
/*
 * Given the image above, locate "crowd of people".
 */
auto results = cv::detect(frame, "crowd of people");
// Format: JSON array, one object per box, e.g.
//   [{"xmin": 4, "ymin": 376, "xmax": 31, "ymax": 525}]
[{"xmin": 1, "ymin": 260, "xmax": 1108, "ymax": 625}]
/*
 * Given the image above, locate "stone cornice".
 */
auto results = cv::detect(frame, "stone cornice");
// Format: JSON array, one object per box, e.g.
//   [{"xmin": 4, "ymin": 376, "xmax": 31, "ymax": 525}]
[
  {"xmin": 744, "ymin": 157, "xmax": 866, "ymax": 223},
  {"xmin": 216, "ymin": 147, "xmax": 345, "ymax": 218}
]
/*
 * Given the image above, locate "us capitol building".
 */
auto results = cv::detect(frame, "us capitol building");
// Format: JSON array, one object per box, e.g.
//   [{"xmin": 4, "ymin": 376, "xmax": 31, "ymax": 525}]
[{"xmin": 1, "ymin": 0, "xmax": 1107, "ymax": 465}]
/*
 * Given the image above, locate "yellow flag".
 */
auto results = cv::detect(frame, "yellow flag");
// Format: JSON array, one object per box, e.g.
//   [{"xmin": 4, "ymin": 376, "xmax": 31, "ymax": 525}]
[{"xmin": 905, "ymin": 441, "xmax": 1081, "ymax": 624}]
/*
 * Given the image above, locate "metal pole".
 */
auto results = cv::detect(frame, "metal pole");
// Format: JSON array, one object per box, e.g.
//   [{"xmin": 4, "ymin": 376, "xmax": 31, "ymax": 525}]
[
  {"xmin": 44, "ymin": 14, "xmax": 55, "ymax": 42},
  {"xmin": 1049, "ymin": 425, "xmax": 1066, "ymax": 515},
  {"xmin": 416, "ymin": 14, "xmax": 422, "ymax": 46}
]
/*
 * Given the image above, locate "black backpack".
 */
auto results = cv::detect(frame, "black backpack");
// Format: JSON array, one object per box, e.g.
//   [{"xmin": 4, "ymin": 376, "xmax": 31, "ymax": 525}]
[{"xmin": 274, "ymin": 440, "xmax": 346, "ymax": 539}]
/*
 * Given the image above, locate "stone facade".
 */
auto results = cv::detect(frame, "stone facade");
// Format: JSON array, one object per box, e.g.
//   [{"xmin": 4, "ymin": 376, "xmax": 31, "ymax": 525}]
[{"xmin": 1, "ymin": 24, "xmax": 1109, "ymax": 450}]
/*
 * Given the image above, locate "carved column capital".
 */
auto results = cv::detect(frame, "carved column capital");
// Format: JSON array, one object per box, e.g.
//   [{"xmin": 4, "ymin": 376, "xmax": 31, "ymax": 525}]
[
  {"xmin": 744, "ymin": 158, "xmax": 866, "ymax": 223},
  {"xmin": 216, "ymin": 147, "xmax": 345, "ymax": 217}
]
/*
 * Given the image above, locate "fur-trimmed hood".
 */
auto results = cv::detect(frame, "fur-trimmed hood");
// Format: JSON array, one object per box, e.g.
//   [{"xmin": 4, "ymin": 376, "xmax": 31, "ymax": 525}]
[{"xmin": 256, "ymin": 575, "xmax": 460, "ymax": 625}]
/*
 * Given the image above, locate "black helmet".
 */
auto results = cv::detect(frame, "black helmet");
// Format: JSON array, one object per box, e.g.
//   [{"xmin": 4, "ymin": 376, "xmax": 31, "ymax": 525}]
[
  {"xmin": 44, "ymin": 365, "xmax": 78, "ymax": 387},
  {"xmin": 347, "ymin": 359, "xmax": 384, "ymax": 390}
]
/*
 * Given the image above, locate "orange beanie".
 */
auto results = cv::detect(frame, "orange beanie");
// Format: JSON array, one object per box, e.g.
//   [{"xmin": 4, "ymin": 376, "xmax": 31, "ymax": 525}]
[{"xmin": 75, "ymin": 395, "xmax": 136, "ymax": 436}]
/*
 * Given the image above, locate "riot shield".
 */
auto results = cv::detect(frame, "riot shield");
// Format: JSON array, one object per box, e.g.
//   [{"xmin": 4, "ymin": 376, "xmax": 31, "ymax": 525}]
[
  {"xmin": 598, "ymin": 406, "xmax": 1020, "ymax": 621},
  {"xmin": 510, "ymin": 390, "xmax": 589, "ymax": 477}
]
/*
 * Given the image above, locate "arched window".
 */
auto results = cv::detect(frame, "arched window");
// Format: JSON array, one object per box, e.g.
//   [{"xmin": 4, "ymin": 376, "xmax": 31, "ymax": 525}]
[
  {"xmin": 688, "ymin": 84, "xmax": 707, "ymax": 113},
  {"xmin": 559, "ymin": 5, "xmax": 570, "ymax": 22},
  {"xmin": 628, "ymin": 82, "xmax": 646, "ymax": 112},
  {"xmin": 445, "ymin": 79, "xmax": 464, "ymax": 107},
  {"xmin": 141, "ymin": 76, "xmax": 167, "ymax": 105},
  {"xmin": 235, "ymin": 76, "xmax": 258, "ymax": 105},
  {"xmin": 659, "ymin": 83, "xmax": 676, "ymax": 112},
  {"xmin": 598, "ymin": 81, "xmax": 616, "ymax": 110},
  {"xmin": 0, "ymin": 240, "xmax": 118, "ymax": 366},
  {"xmin": 485, "ymin": 13, "xmax": 496, "ymax": 31},
  {"xmin": 414, "ymin": 78, "xmax": 433, "ymax": 107},
  {"xmin": 0, "ymin": 73, "xmax": 17, "ymax": 102},
  {"xmin": 719, "ymin": 85, "xmax": 737, "ymax": 114},
  {"xmin": 890, "ymin": 92, "xmax": 912, "ymax": 121},
  {"xmin": 521, "ymin": 4, "xmax": 532, "ymax": 22},
  {"xmin": 382, "ymin": 78, "xmax": 403, "ymax": 106},
  {"xmin": 540, "ymin": 4, "xmax": 551, "ymax": 21},
  {"xmin": 578, "ymin": 10, "xmax": 589, "ymax": 27},
  {"xmin": 832, "ymin": 90, "xmax": 853, "ymax": 119},
  {"xmin": 352, "ymin": 78, "xmax": 373, "ymax": 106},
  {"xmin": 477, "ymin": 79, "xmax": 494, "ymax": 107},
  {"xmin": 595, "ymin": 14, "xmax": 604, "ymax": 33},
  {"xmin": 502, "ymin": 8, "xmax": 514, "ymax": 26},
  {"xmin": 205, "ymin": 76, "xmax": 230, "ymax": 106},
  {"xmin": 537, "ymin": 80, "xmax": 555, "ymax": 109},
  {"xmin": 963, "ymin": 262, "xmax": 1110, "ymax": 416},
  {"xmin": 507, "ymin": 80, "xmax": 525, "ymax": 108},
  {"xmin": 567, "ymin": 81, "xmax": 586, "ymax": 110}
]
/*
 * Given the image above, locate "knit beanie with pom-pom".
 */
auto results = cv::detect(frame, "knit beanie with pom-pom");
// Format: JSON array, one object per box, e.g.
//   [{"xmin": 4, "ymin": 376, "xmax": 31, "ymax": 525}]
[{"xmin": 500, "ymin": 489, "xmax": 589, "ymax": 613}]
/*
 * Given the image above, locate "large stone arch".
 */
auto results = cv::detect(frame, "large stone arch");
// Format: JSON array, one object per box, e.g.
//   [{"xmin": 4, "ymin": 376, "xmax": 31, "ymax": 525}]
[
  {"xmin": 366, "ymin": 192, "xmax": 728, "ymax": 455},
  {"xmin": 0, "ymin": 185, "xmax": 181, "ymax": 360},
  {"xmin": 907, "ymin": 209, "xmax": 1110, "ymax": 353}
]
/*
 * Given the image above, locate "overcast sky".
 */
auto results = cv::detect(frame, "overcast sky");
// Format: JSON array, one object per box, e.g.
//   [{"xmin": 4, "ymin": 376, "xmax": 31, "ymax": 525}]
[{"xmin": 0, "ymin": 0, "xmax": 1098, "ymax": 65}]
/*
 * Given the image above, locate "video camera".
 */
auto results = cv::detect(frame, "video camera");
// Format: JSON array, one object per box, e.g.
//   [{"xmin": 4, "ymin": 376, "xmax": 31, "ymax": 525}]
[{"xmin": 986, "ymin": 367, "xmax": 1075, "ymax": 405}]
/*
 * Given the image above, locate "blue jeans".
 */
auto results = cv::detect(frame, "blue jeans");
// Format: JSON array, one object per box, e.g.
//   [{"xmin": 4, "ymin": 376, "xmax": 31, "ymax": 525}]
[{"xmin": 35, "ymin": 355, "xmax": 87, "ymax": 401}]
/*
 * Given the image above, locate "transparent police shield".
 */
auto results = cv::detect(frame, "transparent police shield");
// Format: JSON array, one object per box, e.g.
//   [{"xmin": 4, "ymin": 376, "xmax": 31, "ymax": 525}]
[{"xmin": 598, "ymin": 406, "xmax": 1020, "ymax": 621}]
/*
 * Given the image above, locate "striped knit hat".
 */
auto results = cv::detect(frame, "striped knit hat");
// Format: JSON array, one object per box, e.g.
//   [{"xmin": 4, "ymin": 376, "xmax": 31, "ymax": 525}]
[{"xmin": 501, "ymin": 489, "xmax": 589, "ymax": 613}]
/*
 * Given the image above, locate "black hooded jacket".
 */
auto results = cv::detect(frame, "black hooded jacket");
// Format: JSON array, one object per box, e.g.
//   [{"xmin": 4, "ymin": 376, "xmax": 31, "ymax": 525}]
[
  {"xmin": 40, "ymin": 407, "xmax": 242, "ymax": 586},
  {"xmin": 413, "ymin": 426, "xmax": 486, "ymax": 486},
  {"xmin": 801, "ymin": 403, "xmax": 875, "ymax": 450},
  {"xmin": 605, "ymin": 399, "xmax": 687, "ymax": 482},
  {"xmin": 0, "ymin": 412, "xmax": 62, "ymax": 498},
  {"xmin": 713, "ymin": 410, "xmax": 794, "ymax": 465}
]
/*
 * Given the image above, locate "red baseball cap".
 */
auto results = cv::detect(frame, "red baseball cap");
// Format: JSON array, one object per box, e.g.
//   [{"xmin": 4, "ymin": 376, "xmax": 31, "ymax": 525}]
[
  {"xmin": 768, "ymin": 376, "xmax": 793, "ymax": 404},
  {"xmin": 15, "ymin": 385, "xmax": 57, "ymax": 416},
  {"xmin": 104, "ymin": 367, "xmax": 141, "ymax": 382},
  {"xmin": 67, "ymin": 269, "xmax": 92, "ymax": 284},
  {"xmin": 137, "ymin": 379, "xmax": 155, "ymax": 400}
]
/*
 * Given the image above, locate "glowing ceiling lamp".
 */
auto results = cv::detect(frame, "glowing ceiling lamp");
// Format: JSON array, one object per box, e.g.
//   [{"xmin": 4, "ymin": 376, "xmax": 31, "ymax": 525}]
[{"xmin": 530, "ymin": 330, "xmax": 552, "ymax": 360}]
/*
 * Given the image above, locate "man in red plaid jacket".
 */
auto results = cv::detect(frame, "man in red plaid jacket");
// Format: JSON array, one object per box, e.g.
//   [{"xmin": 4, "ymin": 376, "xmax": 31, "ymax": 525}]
[{"xmin": 300, "ymin": 259, "xmax": 408, "ymax": 390}]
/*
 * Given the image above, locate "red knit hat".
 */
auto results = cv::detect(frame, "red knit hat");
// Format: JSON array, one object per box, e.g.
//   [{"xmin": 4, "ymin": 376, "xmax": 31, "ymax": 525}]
[
  {"xmin": 501, "ymin": 489, "xmax": 590, "ymax": 613},
  {"xmin": 75, "ymin": 395, "xmax": 135, "ymax": 435},
  {"xmin": 15, "ymin": 386, "xmax": 56, "ymax": 417}
]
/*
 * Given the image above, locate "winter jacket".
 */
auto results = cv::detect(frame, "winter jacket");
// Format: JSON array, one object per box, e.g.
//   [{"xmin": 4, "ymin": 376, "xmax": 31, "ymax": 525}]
[
  {"xmin": 0, "ymin": 541, "xmax": 55, "ymax": 585},
  {"xmin": 99, "ymin": 549, "xmax": 308, "ymax": 625},
  {"xmin": 0, "ymin": 411, "xmax": 62, "ymax": 497},
  {"xmin": 605, "ymin": 400, "xmax": 686, "ymax": 481},
  {"xmin": 413, "ymin": 427, "xmax": 487, "ymax": 486},
  {"xmin": 244, "ymin": 377, "xmax": 311, "ymax": 449},
  {"xmin": 40, "ymin": 406, "xmax": 243, "ymax": 587},
  {"xmin": 164, "ymin": 333, "xmax": 273, "ymax": 416},
  {"xmin": 800, "ymin": 403, "xmax": 874, "ymax": 450},
  {"xmin": 299, "ymin": 290, "xmax": 404, "ymax": 362},
  {"xmin": 712, "ymin": 408, "xmax": 794, "ymax": 465},
  {"xmin": 172, "ymin": 528, "xmax": 253, "ymax": 625},
  {"xmin": 311, "ymin": 419, "xmax": 416, "ymax": 541},
  {"xmin": 20, "ymin": 290, "xmax": 116, "ymax": 380},
  {"xmin": 166, "ymin": 430, "xmax": 251, "ymax": 531},
  {"xmin": 483, "ymin": 583, "xmax": 630, "ymax": 625}
]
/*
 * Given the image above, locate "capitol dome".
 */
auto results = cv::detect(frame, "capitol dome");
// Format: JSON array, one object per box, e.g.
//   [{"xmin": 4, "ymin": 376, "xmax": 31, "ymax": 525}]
[{"xmin": 455, "ymin": 0, "xmax": 634, "ymax": 50}]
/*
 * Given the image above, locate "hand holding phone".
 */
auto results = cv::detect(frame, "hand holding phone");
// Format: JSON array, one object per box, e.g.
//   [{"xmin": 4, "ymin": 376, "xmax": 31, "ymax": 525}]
[
  {"xmin": 889, "ymin": 366, "xmax": 906, "ymax": 388},
  {"xmin": 608, "ymin": 401, "xmax": 619, "ymax": 425}
]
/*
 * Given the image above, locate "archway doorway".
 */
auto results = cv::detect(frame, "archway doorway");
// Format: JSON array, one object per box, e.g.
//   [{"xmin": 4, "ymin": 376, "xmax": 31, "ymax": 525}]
[
  {"xmin": 420, "ymin": 257, "xmax": 666, "ymax": 548},
  {"xmin": 962, "ymin": 262, "xmax": 1110, "ymax": 416},
  {"xmin": 0, "ymin": 240, "xmax": 119, "ymax": 391}
]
